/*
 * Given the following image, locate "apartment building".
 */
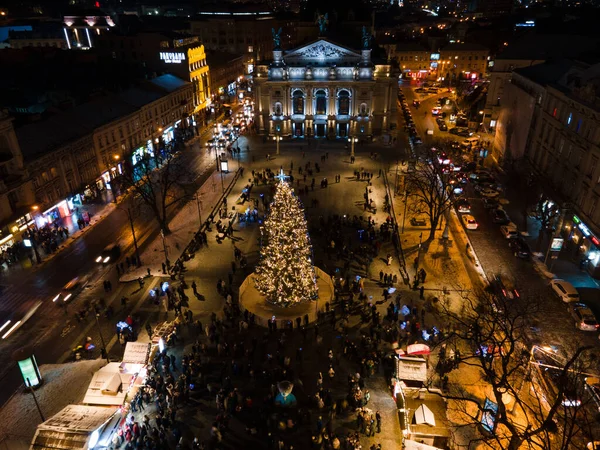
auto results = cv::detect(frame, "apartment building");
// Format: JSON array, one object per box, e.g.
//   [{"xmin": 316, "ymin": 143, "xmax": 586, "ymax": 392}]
[
  {"xmin": 525, "ymin": 61, "xmax": 600, "ymax": 277},
  {"xmin": 12, "ymin": 75, "xmax": 194, "ymax": 230},
  {"xmin": 438, "ymin": 42, "xmax": 488, "ymax": 81}
]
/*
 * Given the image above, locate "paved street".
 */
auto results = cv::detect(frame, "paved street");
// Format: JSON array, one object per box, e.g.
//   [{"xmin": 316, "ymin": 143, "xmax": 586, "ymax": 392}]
[
  {"xmin": 3, "ymin": 96, "xmax": 600, "ymax": 447},
  {"xmin": 0, "ymin": 121, "xmax": 228, "ymax": 406},
  {"xmin": 399, "ymin": 82, "xmax": 600, "ymax": 357}
]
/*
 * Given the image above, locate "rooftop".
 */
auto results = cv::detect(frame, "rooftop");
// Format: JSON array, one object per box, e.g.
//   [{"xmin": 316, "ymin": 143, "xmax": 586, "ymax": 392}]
[
  {"xmin": 395, "ymin": 42, "xmax": 430, "ymax": 53},
  {"xmin": 497, "ymin": 34, "xmax": 600, "ymax": 61},
  {"xmin": 15, "ymin": 75, "xmax": 188, "ymax": 160},
  {"xmin": 149, "ymin": 74, "xmax": 190, "ymax": 92},
  {"xmin": 440, "ymin": 42, "xmax": 488, "ymax": 52},
  {"xmin": 513, "ymin": 59, "xmax": 576, "ymax": 87}
]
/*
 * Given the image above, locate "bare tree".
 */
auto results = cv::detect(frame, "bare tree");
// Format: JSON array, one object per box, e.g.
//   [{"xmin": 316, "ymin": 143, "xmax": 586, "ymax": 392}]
[
  {"xmin": 119, "ymin": 150, "xmax": 190, "ymax": 236},
  {"xmin": 405, "ymin": 149, "xmax": 455, "ymax": 243},
  {"xmin": 432, "ymin": 289, "xmax": 596, "ymax": 449},
  {"xmin": 530, "ymin": 193, "xmax": 560, "ymax": 252}
]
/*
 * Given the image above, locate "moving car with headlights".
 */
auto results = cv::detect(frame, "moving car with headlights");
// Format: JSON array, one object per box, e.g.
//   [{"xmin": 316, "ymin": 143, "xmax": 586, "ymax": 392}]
[
  {"xmin": 550, "ymin": 279, "xmax": 580, "ymax": 303},
  {"xmin": 568, "ymin": 303, "xmax": 599, "ymax": 331},
  {"xmin": 96, "ymin": 243, "xmax": 121, "ymax": 264},
  {"xmin": 462, "ymin": 214, "xmax": 478, "ymax": 230},
  {"xmin": 530, "ymin": 346, "xmax": 583, "ymax": 409},
  {"xmin": 52, "ymin": 276, "xmax": 87, "ymax": 304}
]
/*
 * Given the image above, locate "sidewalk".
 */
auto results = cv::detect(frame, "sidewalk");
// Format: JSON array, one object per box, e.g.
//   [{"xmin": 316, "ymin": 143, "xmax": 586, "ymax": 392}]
[{"xmin": 119, "ymin": 167, "xmax": 239, "ymax": 283}]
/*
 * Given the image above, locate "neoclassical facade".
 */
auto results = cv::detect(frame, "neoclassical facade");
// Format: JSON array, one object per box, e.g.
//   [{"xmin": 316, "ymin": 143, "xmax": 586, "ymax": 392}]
[{"xmin": 254, "ymin": 38, "xmax": 398, "ymax": 139}]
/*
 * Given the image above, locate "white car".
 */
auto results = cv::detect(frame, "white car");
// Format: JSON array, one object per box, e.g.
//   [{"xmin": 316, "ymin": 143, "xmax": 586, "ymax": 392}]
[
  {"xmin": 479, "ymin": 188, "xmax": 500, "ymax": 198},
  {"xmin": 550, "ymin": 279, "xmax": 580, "ymax": 303},
  {"xmin": 568, "ymin": 303, "xmax": 599, "ymax": 331},
  {"xmin": 500, "ymin": 224, "xmax": 519, "ymax": 239},
  {"xmin": 462, "ymin": 214, "xmax": 478, "ymax": 230}
]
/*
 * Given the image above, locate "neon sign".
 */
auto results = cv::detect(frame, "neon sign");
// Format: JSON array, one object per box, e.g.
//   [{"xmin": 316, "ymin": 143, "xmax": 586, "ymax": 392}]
[{"xmin": 160, "ymin": 52, "xmax": 186, "ymax": 64}]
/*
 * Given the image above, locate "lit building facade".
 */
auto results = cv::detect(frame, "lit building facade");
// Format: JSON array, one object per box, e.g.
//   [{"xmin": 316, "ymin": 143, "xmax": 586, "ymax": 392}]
[
  {"xmin": 63, "ymin": 13, "xmax": 115, "ymax": 49},
  {"xmin": 254, "ymin": 38, "xmax": 398, "ymax": 140},
  {"xmin": 0, "ymin": 113, "xmax": 35, "ymax": 252},
  {"xmin": 518, "ymin": 61, "xmax": 600, "ymax": 277},
  {"xmin": 438, "ymin": 43, "xmax": 489, "ymax": 81},
  {"xmin": 12, "ymin": 75, "xmax": 194, "ymax": 230},
  {"xmin": 394, "ymin": 43, "xmax": 431, "ymax": 79},
  {"xmin": 157, "ymin": 36, "xmax": 211, "ymax": 113}
]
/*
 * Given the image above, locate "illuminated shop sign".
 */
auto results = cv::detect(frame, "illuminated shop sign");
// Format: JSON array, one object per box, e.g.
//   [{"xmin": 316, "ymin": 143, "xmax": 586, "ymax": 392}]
[{"xmin": 160, "ymin": 52, "xmax": 186, "ymax": 64}]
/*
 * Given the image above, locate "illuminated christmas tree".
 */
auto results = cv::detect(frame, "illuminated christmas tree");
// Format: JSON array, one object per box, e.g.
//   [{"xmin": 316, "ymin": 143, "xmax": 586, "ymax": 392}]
[{"xmin": 255, "ymin": 171, "xmax": 318, "ymax": 306}]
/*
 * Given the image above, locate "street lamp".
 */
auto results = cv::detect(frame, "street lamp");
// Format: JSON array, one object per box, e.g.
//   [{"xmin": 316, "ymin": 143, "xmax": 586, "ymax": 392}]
[
  {"xmin": 94, "ymin": 313, "xmax": 110, "ymax": 364},
  {"xmin": 120, "ymin": 204, "xmax": 141, "ymax": 267},
  {"xmin": 194, "ymin": 193, "xmax": 203, "ymax": 228},
  {"xmin": 348, "ymin": 137, "xmax": 358, "ymax": 157},
  {"xmin": 401, "ymin": 190, "xmax": 410, "ymax": 233}
]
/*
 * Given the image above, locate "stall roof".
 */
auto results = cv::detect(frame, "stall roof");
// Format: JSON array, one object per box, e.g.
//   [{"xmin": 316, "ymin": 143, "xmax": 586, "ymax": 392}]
[
  {"xmin": 30, "ymin": 405, "xmax": 117, "ymax": 450},
  {"xmin": 396, "ymin": 356, "xmax": 428, "ymax": 383},
  {"xmin": 82, "ymin": 363, "xmax": 131, "ymax": 406},
  {"xmin": 122, "ymin": 342, "xmax": 151, "ymax": 365}
]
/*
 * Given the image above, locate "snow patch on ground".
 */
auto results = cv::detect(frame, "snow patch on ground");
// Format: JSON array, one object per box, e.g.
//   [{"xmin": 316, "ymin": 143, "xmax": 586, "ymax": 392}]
[{"xmin": 0, "ymin": 359, "xmax": 106, "ymax": 443}]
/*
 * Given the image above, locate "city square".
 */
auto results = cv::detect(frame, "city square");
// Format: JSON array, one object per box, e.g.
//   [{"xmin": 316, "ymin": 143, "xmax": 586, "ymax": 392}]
[{"xmin": 1, "ymin": 2, "xmax": 600, "ymax": 450}]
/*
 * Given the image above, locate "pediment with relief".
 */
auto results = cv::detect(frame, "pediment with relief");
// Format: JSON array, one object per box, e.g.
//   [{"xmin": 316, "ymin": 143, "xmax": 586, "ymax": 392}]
[{"xmin": 284, "ymin": 40, "xmax": 361, "ymax": 63}]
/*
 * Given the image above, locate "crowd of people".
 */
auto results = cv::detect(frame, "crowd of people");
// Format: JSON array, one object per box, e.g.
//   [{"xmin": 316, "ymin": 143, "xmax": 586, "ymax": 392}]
[{"xmin": 106, "ymin": 152, "xmax": 442, "ymax": 450}]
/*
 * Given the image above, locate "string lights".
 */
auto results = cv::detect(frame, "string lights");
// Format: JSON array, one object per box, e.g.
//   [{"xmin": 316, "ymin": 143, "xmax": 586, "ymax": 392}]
[{"xmin": 254, "ymin": 174, "xmax": 318, "ymax": 306}]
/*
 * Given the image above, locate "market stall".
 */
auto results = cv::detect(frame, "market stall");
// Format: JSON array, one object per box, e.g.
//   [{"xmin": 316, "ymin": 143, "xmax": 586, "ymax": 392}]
[{"xmin": 30, "ymin": 405, "xmax": 118, "ymax": 450}]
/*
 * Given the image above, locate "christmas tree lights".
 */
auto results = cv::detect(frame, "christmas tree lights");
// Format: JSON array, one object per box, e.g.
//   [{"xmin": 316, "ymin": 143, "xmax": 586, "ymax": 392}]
[{"xmin": 255, "ymin": 171, "xmax": 318, "ymax": 306}]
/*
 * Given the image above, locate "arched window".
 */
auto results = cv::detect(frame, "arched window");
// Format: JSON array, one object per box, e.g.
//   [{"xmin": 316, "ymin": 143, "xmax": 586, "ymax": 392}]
[
  {"xmin": 338, "ymin": 90, "xmax": 350, "ymax": 115},
  {"xmin": 273, "ymin": 102, "xmax": 282, "ymax": 116},
  {"xmin": 315, "ymin": 90, "xmax": 327, "ymax": 115},
  {"xmin": 292, "ymin": 90, "xmax": 304, "ymax": 115}
]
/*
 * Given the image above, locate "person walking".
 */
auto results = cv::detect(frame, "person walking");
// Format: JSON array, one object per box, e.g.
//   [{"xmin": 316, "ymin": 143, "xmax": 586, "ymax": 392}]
[{"xmin": 376, "ymin": 411, "xmax": 381, "ymax": 433}]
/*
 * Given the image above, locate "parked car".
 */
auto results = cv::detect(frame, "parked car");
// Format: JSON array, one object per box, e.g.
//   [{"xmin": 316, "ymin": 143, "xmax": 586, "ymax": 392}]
[
  {"xmin": 550, "ymin": 279, "xmax": 580, "ymax": 303},
  {"xmin": 568, "ymin": 303, "xmax": 599, "ymax": 331},
  {"xmin": 462, "ymin": 214, "xmax": 478, "ymax": 230},
  {"xmin": 455, "ymin": 199, "xmax": 471, "ymax": 213},
  {"xmin": 479, "ymin": 188, "xmax": 501, "ymax": 198},
  {"xmin": 500, "ymin": 223, "xmax": 519, "ymax": 239},
  {"xmin": 491, "ymin": 209, "xmax": 511, "ymax": 225},
  {"xmin": 509, "ymin": 237, "xmax": 531, "ymax": 259},
  {"xmin": 483, "ymin": 198, "xmax": 499, "ymax": 209}
]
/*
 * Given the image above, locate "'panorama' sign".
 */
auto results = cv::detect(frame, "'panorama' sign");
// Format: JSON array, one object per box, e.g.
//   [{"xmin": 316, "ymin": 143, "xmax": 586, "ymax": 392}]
[{"xmin": 160, "ymin": 52, "xmax": 186, "ymax": 64}]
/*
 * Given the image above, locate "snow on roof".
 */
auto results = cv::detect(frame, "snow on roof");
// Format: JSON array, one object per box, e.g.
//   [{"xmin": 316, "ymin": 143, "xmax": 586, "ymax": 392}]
[
  {"xmin": 149, "ymin": 74, "xmax": 189, "ymax": 93},
  {"xmin": 37, "ymin": 405, "xmax": 117, "ymax": 433},
  {"xmin": 0, "ymin": 360, "xmax": 106, "ymax": 446},
  {"xmin": 122, "ymin": 342, "xmax": 151, "ymax": 365},
  {"xmin": 30, "ymin": 405, "xmax": 118, "ymax": 450},
  {"xmin": 395, "ymin": 356, "xmax": 428, "ymax": 382},
  {"xmin": 82, "ymin": 363, "xmax": 131, "ymax": 406}
]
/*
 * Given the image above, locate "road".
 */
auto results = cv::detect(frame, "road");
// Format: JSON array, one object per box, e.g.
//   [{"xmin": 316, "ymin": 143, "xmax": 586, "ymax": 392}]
[
  {"xmin": 399, "ymin": 82, "xmax": 600, "ymax": 356},
  {"xmin": 0, "ymin": 124, "xmax": 223, "ymax": 406}
]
